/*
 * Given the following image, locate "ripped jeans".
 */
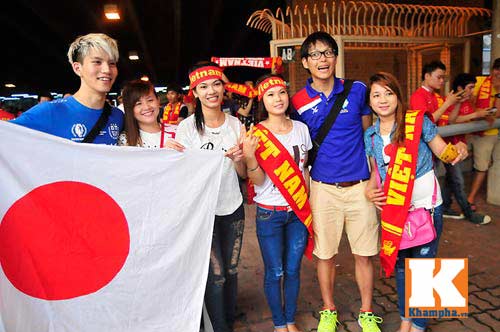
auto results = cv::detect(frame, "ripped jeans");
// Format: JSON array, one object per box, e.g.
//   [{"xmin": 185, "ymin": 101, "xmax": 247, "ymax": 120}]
[
  {"xmin": 256, "ymin": 206, "xmax": 308, "ymax": 328},
  {"xmin": 205, "ymin": 204, "xmax": 245, "ymax": 332},
  {"xmin": 395, "ymin": 204, "xmax": 443, "ymax": 330}
]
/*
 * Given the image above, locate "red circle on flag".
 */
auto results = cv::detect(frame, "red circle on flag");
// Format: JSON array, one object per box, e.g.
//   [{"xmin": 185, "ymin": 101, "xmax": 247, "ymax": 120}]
[{"xmin": 0, "ymin": 181, "xmax": 130, "ymax": 300}]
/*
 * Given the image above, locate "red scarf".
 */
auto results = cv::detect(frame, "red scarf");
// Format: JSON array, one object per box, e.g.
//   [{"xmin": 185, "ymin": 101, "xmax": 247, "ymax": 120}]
[
  {"xmin": 163, "ymin": 103, "xmax": 181, "ymax": 124},
  {"xmin": 253, "ymin": 123, "xmax": 314, "ymax": 259},
  {"xmin": 211, "ymin": 56, "xmax": 283, "ymax": 73},
  {"xmin": 379, "ymin": 110, "xmax": 425, "ymax": 277}
]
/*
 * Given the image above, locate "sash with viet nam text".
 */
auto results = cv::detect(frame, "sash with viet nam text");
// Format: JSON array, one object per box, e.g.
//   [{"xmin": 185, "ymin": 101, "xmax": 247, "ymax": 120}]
[
  {"xmin": 379, "ymin": 110, "xmax": 425, "ymax": 277},
  {"xmin": 476, "ymin": 76, "xmax": 493, "ymax": 109},
  {"xmin": 253, "ymin": 123, "xmax": 314, "ymax": 259}
]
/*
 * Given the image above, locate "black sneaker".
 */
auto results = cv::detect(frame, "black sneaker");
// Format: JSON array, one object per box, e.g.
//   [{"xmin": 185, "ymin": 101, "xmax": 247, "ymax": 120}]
[
  {"xmin": 443, "ymin": 208, "xmax": 465, "ymax": 220},
  {"xmin": 468, "ymin": 213, "xmax": 492, "ymax": 225}
]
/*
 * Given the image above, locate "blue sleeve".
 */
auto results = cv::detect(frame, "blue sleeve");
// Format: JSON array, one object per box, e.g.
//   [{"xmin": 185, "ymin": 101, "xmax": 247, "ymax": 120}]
[
  {"xmin": 364, "ymin": 128, "xmax": 375, "ymax": 157},
  {"xmin": 421, "ymin": 115, "xmax": 438, "ymax": 143},
  {"xmin": 10, "ymin": 103, "xmax": 51, "ymax": 133},
  {"xmin": 354, "ymin": 82, "xmax": 372, "ymax": 116}
]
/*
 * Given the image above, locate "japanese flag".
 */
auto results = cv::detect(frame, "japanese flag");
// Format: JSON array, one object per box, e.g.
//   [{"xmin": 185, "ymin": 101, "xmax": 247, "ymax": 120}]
[{"xmin": 0, "ymin": 121, "xmax": 224, "ymax": 332}]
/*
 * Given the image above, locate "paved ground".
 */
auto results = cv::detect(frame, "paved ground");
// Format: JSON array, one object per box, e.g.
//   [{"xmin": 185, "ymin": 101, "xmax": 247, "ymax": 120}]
[{"xmin": 233, "ymin": 173, "xmax": 500, "ymax": 332}]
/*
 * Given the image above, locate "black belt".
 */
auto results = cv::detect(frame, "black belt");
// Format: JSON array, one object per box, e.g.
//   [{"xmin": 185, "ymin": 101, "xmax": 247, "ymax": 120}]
[{"xmin": 319, "ymin": 179, "xmax": 368, "ymax": 188}]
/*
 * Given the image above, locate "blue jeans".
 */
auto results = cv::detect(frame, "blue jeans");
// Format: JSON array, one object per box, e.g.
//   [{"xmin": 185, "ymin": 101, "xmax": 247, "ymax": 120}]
[
  {"xmin": 255, "ymin": 206, "xmax": 308, "ymax": 328},
  {"xmin": 205, "ymin": 204, "xmax": 245, "ymax": 332},
  {"xmin": 441, "ymin": 162, "xmax": 473, "ymax": 218},
  {"xmin": 395, "ymin": 204, "xmax": 443, "ymax": 330}
]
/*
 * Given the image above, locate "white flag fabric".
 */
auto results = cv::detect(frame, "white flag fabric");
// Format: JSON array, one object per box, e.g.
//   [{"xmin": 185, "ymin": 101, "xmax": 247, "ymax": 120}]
[{"xmin": 0, "ymin": 121, "xmax": 224, "ymax": 332}]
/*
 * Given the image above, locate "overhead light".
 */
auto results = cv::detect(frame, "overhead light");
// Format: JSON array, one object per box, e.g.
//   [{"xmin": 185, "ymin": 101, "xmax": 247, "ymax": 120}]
[
  {"xmin": 5, "ymin": 83, "xmax": 16, "ymax": 88},
  {"xmin": 140, "ymin": 76, "xmax": 149, "ymax": 82},
  {"xmin": 128, "ymin": 51, "xmax": 139, "ymax": 61},
  {"xmin": 104, "ymin": 4, "xmax": 120, "ymax": 20}
]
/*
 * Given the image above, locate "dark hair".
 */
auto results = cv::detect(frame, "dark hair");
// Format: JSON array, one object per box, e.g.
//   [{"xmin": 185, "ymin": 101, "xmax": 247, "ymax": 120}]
[
  {"xmin": 167, "ymin": 83, "xmax": 183, "ymax": 94},
  {"xmin": 368, "ymin": 72, "xmax": 406, "ymax": 145},
  {"xmin": 37, "ymin": 91, "xmax": 53, "ymax": 102},
  {"xmin": 300, "ymin": 31, "xmax": 339, "ymax": 59},
  {"xmin": 421, "ymin": 60, "xmax": 446, "ymax": 81},
  {"xmin": 492, "ymin": 58, "xmax": 500, "ymax": 70},
  {"xmin": 254, "ymin": 73, "xmax": 290, "ymax": 123},
  {"xmin": 187, "ymin": 61, "xmax": 223, "ymax": 134},
  {"xmin": 122, "ymin": 79, "xmax": 158, "ymax": 146},
  {"xmin": 452, "ymin": 73, "xmax": 477, "ymax": 91}
]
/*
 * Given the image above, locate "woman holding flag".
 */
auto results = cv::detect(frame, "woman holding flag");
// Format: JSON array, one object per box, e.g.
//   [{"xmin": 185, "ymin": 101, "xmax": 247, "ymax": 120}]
[
  {"xmin": 167, "ymin": 62, "xmax": 246, "ymax": 332},
  {"xmin": 242, "ymin": 74, "xmax": 314, "ymax": 332},
  {"xmin": 363, "ymin": 72, "xmax": 468, "ymax": 332}
]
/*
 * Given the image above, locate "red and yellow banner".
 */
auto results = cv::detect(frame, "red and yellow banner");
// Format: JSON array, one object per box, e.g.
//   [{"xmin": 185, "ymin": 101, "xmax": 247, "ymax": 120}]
[
  {"xmin": 380, "ymin": 110, "xmax": 425, "ymax": 277},
  {"xmin": 211, "ymin": 56, "xmax": 283, "ymax": 73},
  {"xmin": 253, "ymin": 123, "xmax": 314, "ymax": 259}
]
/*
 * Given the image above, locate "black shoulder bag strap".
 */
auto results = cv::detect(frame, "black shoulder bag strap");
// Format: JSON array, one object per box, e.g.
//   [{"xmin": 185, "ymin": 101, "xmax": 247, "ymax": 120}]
[
  {"xmin": 82, "ymin": 102, "xmax": 112, "ymax": 143},
  {"xmin": 314, "ymin": 79, "xmax": 353, "ymax": 147},
  {"xmin": 308, "ymin": 79, "xmax": 353, "ymax": 166}
]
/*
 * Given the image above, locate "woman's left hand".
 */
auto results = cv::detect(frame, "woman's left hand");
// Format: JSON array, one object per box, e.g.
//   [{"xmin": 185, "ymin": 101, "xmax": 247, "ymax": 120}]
[
  {"xmin": 451, "ymin": 141, "xmax": 469, "ymax": 165},
  {"xmin": 225, "ymin": 145, "xmax": 244, "ymax": 162}
]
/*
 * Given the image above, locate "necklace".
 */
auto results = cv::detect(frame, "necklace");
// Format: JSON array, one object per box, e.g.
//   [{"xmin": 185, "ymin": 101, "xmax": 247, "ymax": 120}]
[
  {"xmin": 265, "ymin": 119, "xmax": 291, "ymax": 134},
  {"xmin": 379, "ymin": 123, "xmax": 394, "ymax": 135}
]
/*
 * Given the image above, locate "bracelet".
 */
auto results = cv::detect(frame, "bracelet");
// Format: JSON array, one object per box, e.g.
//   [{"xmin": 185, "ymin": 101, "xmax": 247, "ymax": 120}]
[{"xmin": 248, "ymin": 165, "xmax": 260, "ymax": 172}]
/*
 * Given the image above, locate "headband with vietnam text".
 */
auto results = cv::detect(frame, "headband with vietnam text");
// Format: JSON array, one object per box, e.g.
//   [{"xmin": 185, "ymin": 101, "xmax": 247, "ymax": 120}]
[
  {"xmin": 257, "ymin": 77, "xmax": 286, "ymax": 101},
  {"xmin": 188, "ymin": 66, "xmax": 223, "ymax": 89}
]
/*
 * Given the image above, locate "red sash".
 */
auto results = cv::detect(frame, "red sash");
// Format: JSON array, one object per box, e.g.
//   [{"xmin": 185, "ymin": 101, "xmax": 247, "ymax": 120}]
[
  {"xmin": 476, "ymin": 76, "xmax": 492, "ymax": 108},
  {"xmin": 379, "ymin": 110, "xmax": 425, "ymax": 277},
  {"xmin": 253, "ymin": 123, "xmax": 314, "ymax": 259}
]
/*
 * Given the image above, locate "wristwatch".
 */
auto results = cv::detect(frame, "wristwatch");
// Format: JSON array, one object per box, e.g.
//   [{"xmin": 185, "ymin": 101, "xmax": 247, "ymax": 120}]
[{"xmin": 495, "ymin": 93, "xmax": 500, "ymax": 98}]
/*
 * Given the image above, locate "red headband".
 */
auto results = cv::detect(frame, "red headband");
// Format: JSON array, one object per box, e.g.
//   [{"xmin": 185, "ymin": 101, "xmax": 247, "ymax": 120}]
[
  {"xmin": 257, "ymin": 77, "xmax": 286, "ymax": 101},
  {"xmin": 189, "ymin": 66, "xmax": 223, "ymax": 89}
]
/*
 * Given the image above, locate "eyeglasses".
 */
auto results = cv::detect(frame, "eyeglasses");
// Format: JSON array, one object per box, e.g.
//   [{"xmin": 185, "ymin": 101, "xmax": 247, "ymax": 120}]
[{"xmin": 307, "ymin": 49, "xmax": 336, "ymax": 60}]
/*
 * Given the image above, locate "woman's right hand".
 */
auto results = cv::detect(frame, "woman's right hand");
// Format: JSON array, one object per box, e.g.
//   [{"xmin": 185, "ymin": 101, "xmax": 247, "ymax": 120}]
[
  {"xmin": 365, "ymin": 187, "xmax": 387, "ymax": 211},
  {"xmin": 164, "ymin": 139, "xmax": 185, "ymax": 152}
]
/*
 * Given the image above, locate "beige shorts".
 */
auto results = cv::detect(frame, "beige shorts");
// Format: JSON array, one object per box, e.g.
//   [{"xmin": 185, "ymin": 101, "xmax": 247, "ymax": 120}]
[
  {"xmin": 469, "ymin": 135, "xmax": 498, "ymax": 171},
  {"xmin": 310, "ymin": 180, "xmax": 379, "ymax": 259}
]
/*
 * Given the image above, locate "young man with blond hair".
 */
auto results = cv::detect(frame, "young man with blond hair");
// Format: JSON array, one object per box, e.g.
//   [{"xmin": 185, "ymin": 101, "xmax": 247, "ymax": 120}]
[{"xmin": 12, "ymin": 33, "xmax": 123, "ymax": 144}]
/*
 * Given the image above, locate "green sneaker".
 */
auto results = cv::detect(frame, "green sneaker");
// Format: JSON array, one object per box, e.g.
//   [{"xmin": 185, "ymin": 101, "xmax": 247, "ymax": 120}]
[
  {"xmin": 317, "ymin": 309, "xmax": 339, "ymax": 332},
  {"xmin": 358, "ymin": 312, "xmax": 382, "ymax": 332}
]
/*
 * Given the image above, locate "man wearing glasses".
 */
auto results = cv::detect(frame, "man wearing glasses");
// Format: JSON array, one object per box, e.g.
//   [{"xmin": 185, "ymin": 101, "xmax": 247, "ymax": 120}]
[{"xmin": 291, "ymin": 32, "xmax": 381, "ymax": 332}]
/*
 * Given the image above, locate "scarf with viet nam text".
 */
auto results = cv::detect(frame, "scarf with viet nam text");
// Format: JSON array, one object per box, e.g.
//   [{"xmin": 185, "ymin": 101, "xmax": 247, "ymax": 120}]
[{"xmin": 379, "ymin": 110, "xmax": 425, "ymax": 277}]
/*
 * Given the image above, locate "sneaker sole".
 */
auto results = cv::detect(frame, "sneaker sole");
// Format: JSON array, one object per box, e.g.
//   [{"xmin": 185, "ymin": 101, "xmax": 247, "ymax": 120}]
[{"xmin": 443, "ymin": 214, "xmax": 465, "ymax": 220}]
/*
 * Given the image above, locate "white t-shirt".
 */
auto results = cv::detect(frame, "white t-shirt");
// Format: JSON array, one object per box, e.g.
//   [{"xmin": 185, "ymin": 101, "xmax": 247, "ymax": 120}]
[
  {"xmin": 254, "ymin": 120, "xmax": 312, "ymax": 206},
  {"xmin": 118, "ymin": 129, "xmax": 170, "ymax": 148},
  {"xmin": 176, "ymin": 113, "xmax": 243, "ymax": 216},
  {"xmin": 381, "ymin": 134, "xmax": 442, "ymax": 209}
]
